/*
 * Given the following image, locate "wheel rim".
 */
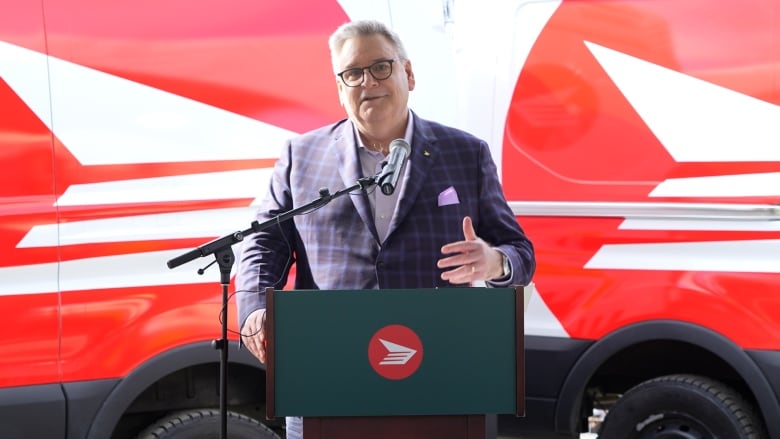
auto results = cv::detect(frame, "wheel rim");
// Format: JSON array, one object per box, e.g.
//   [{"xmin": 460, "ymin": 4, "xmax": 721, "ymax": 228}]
[{"xmin": 637, "ymin": 413, "xmax": 715, "ymax": 439}]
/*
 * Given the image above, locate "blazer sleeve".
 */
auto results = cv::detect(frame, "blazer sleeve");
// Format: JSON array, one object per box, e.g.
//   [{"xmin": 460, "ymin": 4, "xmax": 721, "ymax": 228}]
[
  {"xmin": 474, "ymin": 140, "xmax": 536, "ymax": 286},
  {"xmin": 234, "ymin": 140, "xmax": 297, "ymax": 330}
]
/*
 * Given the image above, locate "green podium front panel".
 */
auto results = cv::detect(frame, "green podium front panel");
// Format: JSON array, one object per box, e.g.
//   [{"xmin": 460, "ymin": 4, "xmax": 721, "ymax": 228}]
[{"xmin": 271, "ymin": 288, "xmax": 517, "ymax": 417}]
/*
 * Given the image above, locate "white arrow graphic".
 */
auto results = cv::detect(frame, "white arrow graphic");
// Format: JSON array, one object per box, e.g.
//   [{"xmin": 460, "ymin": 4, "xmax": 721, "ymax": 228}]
[{"xmin": 378, "ymin": 339, "xmax": 417, "ymax": 365}]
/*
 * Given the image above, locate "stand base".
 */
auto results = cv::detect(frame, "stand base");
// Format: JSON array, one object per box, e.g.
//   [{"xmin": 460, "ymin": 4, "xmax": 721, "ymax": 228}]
[{"xmin": 303, "ymin": 414, "xmax": 495, "ymax": 439}]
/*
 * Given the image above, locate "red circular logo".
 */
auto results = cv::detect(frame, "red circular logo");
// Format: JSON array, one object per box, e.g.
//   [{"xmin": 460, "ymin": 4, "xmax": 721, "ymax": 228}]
[{"xmin": 367, "ymin": 324, "xmax": 424, "ymax": 380}]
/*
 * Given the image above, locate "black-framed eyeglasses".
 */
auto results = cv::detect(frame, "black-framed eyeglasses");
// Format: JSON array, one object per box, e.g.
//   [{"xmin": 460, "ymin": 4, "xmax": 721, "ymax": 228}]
[{"xmin": 336, "ymin": 59, "xmax": 395, "ymax": 87}]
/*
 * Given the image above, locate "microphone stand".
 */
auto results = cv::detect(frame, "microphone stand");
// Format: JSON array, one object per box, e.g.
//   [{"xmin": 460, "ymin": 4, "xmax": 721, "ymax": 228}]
[{"xmin": 166, "ymin": 175, "xmax": 377, "ymax": 439}]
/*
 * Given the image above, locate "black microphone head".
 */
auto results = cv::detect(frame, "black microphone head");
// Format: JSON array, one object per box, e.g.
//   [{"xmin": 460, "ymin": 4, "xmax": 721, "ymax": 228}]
[{"xmin": 380, "ymin": 183, "xmax": 395, "ymax": 195}]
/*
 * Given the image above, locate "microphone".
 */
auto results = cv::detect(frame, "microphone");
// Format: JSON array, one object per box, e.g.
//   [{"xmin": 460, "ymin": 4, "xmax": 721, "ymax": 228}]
[{"xmin": 377, "ymin": 139, "xmax": 411, "ymax": 195}]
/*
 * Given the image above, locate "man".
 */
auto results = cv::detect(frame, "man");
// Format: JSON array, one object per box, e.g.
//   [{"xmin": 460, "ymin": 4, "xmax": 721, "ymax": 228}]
[{"xmin": 235, "ymin": 19, "xmax": 535, "ymax": 439}]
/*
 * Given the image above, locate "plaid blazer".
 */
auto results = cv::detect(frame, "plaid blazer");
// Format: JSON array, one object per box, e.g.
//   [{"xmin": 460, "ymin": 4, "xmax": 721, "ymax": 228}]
[{"xmin": 236, "ymin": 112, "xmax": 535, "ymax": 327}]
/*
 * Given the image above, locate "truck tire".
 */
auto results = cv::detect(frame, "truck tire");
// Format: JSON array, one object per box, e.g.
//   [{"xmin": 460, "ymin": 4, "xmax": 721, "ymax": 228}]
[
  {"xmin": 137, "ymin": 408, "xmax": 280, "ymax": 439},
  {"xmin": 598, "ymin": 374, "xmax": 766, "ymax": 439}
]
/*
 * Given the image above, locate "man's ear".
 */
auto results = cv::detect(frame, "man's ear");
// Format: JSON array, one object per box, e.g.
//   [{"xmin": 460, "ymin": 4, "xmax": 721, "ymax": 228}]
[
  {"xmin": 405, "ymin": 60, "xmax": 416, "ymax": 91},
  {"xmin": 336, "ymin": 82, "xmax": 345, "ymax": 106}
]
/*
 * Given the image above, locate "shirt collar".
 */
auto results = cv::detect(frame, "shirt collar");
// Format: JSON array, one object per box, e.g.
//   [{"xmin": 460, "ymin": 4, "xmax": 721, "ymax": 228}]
[{"xmin": 355, "ymin": 110, "xmax": 414, "ymax": 154}]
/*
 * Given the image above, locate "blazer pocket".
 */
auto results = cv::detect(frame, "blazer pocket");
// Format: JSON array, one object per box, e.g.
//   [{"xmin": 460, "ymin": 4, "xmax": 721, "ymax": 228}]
[{"xmin": 437, "ymin": 186, "xmax": 460, "ymax": 207}]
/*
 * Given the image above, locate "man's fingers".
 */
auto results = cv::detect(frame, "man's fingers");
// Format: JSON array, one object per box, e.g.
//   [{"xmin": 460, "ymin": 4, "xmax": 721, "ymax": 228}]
[
  {"xmin": 438, "ymin": 216, "xmax": 488, "ymax": 283},
  {"xmin": 462, "ymin": 216, "xmax": 477, "ymax": 241},
  {"xmin": 244, "ymin": 334, "xmax": 266, "ymax": 363},
  {"xmin": 241, "ymin": 309, "xmax": 267, "ymax": 363},
  {"xmin": 440, "ymin": 259, "xmax": 483, "ymax": 283}
]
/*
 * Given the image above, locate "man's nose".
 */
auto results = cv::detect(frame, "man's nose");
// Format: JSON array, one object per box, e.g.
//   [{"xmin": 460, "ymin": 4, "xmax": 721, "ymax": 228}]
[{"xmin": 361, "ymin": 70, "xmax": 380, "ymax": 87}]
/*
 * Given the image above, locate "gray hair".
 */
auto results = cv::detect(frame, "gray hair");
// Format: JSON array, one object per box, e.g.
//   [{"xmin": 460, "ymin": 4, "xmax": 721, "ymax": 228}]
[{"xmin": 328, "ymin": 19, "xmax": 409, "ymax": 69}]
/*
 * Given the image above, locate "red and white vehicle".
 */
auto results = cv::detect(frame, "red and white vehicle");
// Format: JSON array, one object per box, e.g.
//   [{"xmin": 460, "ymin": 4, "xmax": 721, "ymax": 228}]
[{"xmin": 1, "ymin": 0, "xmax": 779, "ymax": 438}]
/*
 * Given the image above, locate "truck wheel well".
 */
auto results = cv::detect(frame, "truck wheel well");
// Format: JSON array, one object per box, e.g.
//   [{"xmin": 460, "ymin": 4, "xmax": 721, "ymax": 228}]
[
  {"xmin": 111, "ymin": 362, "xmax": 278, "ymax": 439},
  {"xmin": 554, "ymin": 320, "xmax": 776, "ymax": 436},
  {"xmin": 587, "ymin": 340, "xmax": 754, "ymax": 408},
  {"xmin": 127, "ymin": 362, "xmax": 265, "ymax": 410}
]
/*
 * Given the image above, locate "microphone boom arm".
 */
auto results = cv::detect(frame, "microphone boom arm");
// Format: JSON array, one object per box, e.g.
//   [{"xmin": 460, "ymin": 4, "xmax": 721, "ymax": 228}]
[{"xmin": 167, "ymin": 175, "xmax": 377, "ymax": 269}]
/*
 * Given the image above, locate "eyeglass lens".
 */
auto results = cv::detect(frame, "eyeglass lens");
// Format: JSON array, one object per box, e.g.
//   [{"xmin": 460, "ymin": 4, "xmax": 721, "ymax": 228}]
[{"xmin": 341, "ymin": 60, "xmax": 393, "ymax": 86}]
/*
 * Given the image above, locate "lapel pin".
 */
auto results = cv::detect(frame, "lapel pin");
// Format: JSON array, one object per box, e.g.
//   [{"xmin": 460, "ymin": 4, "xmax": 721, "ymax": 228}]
[{"xmin": 423, "ymin": 150, "xmax": 431, "ymax": 156}]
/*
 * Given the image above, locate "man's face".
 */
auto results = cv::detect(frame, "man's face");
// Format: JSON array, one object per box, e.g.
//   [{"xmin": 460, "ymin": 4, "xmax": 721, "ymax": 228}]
[{"xmin": 334, "ymin": 34, "xmax": 415, "ymax": 131}]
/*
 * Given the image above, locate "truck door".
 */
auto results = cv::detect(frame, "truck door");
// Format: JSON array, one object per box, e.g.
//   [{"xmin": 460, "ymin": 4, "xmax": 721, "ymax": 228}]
[{"xmin": 0, "ymin": 1, "xmax": 67, "ymax": 437}]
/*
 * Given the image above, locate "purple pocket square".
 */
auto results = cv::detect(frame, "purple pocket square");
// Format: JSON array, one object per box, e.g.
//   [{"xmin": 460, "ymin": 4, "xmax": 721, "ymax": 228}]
[{"xmin": 438, "ymin": 186, "xmax": 460, "ymax": 206}]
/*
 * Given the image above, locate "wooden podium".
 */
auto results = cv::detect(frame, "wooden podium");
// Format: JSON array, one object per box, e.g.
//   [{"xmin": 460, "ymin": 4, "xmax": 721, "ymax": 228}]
[{"xmin": 264, "ymin": 287, "xmax": 525, "ymax": 439}]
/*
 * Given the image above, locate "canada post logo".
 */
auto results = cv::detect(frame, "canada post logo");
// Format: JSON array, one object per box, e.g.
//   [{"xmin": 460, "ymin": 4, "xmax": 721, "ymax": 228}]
[{"xmin": 368, "ymin": 324, "xmax": 423, "ymax": 380}]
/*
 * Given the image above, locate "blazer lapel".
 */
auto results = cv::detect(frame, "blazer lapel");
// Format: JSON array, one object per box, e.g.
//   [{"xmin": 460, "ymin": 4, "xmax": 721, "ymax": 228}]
[
  {"xmin": 333, "ymin": 121, "xmax": 380, "ymax": 242},
  {"xmin": 386, "ymin": 116, "xmax": 438, "ymax": 238}
]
